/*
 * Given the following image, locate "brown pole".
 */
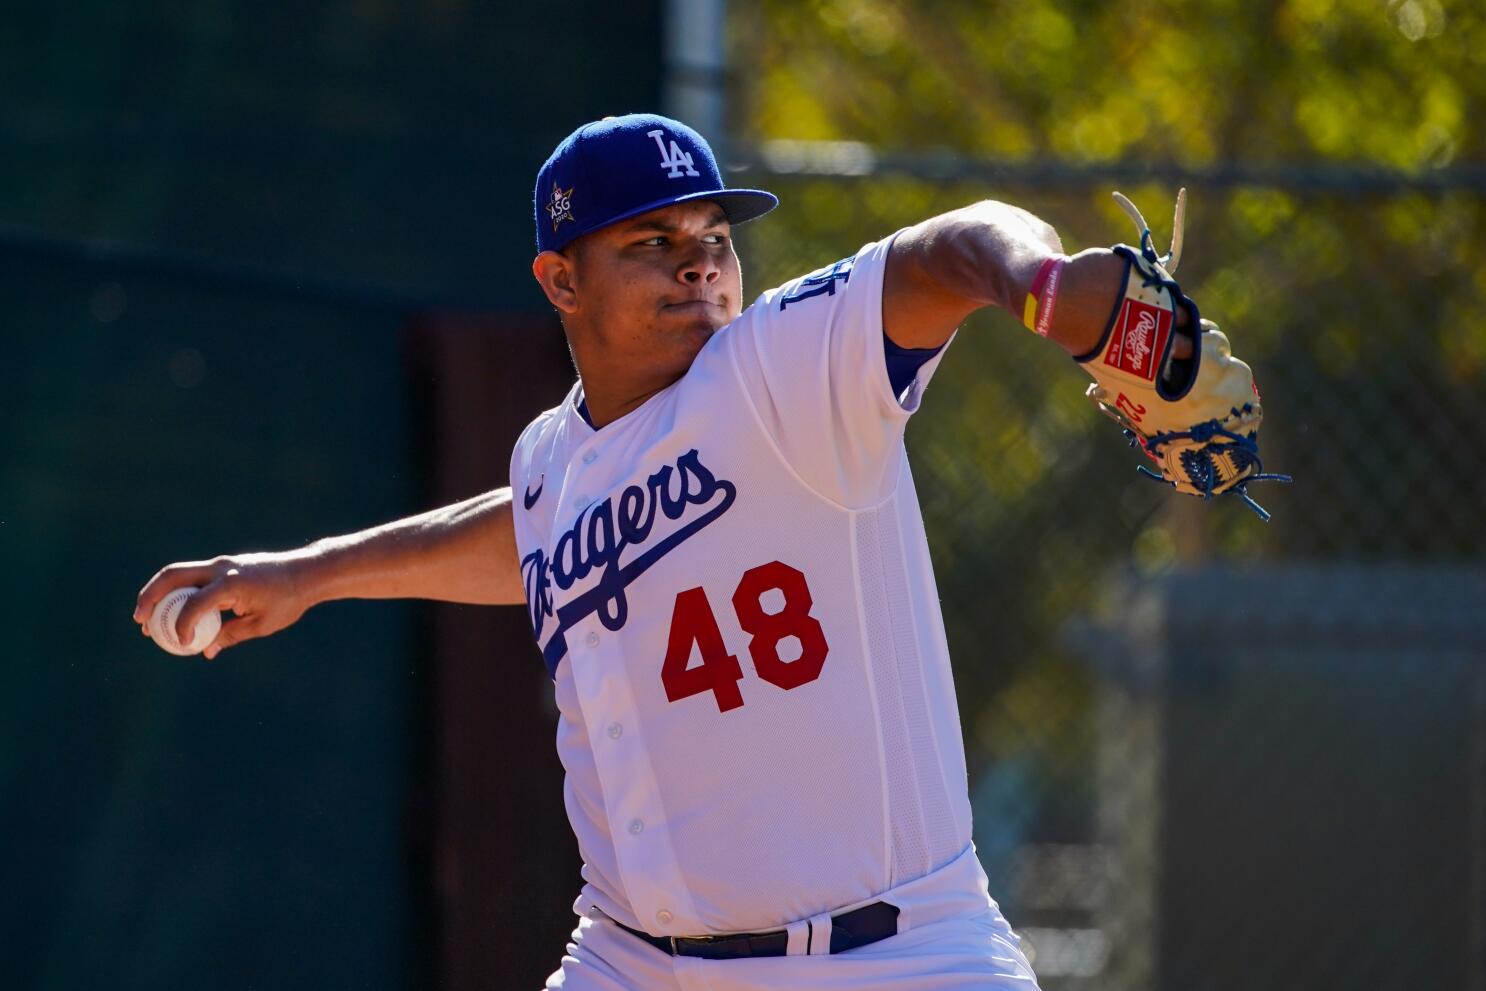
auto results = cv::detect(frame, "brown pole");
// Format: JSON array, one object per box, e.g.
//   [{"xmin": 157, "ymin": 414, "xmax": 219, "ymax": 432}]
[{"xmin": 404, "ymin": 312, "xmax": 580, "ymax": 990}]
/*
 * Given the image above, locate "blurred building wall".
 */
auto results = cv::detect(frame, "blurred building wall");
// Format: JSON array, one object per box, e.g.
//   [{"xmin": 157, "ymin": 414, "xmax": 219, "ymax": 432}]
[
  {"xmin": 406, "ymin": 312, "xmax": 577, "ymax": 990},
  {"xmin": 1086, "ymin": 566, "xmax": 1486, "ymax": 991}
]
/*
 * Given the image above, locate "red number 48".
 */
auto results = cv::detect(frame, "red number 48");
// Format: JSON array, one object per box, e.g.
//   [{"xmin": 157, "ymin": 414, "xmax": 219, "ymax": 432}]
[{"xmin": 661, "ymin": 561, "xmax": 830, "ymax": 713}]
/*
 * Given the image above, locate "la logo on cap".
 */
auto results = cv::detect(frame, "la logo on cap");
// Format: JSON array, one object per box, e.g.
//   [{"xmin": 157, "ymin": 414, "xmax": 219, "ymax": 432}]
[{"xmin": 648, "ymin": 129, "xmax": 700, "ymax": 179}]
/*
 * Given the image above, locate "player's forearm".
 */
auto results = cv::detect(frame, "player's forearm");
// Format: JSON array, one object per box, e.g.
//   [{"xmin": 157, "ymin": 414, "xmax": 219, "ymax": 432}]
[{"xmin": 297, "ymin": 487, "xmax": 524, "ymax": 608}]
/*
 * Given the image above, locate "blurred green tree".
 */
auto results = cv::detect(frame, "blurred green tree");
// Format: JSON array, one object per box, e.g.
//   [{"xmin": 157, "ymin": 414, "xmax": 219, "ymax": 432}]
[{"xmin": 730, "ymin": 0, "xmax": 1486, "ymax": 837}]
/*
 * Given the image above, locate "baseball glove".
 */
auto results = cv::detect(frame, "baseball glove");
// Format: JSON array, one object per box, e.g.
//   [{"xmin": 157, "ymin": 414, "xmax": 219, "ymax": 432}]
[{"xmin": 1076, "ymin": 189, "xmax": 1290, "ymax": 520}]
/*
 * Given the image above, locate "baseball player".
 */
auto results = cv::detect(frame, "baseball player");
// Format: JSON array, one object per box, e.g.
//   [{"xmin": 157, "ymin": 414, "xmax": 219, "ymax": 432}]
[{"xmin": 135, "ymin": 113, "xmax": 1276, "ymax": 989}]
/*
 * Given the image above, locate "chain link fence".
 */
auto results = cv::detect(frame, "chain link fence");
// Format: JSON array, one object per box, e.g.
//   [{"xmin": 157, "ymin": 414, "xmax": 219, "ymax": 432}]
[{"xmin": 728, "ymin": 2, "xmax": 1486, "ymax": 987}]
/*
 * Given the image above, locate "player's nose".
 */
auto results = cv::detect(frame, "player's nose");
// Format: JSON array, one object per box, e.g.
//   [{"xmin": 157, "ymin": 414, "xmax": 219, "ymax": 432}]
[{"xmin": 678, "ymin": 246, "xmax": 721, "ymax": 285}]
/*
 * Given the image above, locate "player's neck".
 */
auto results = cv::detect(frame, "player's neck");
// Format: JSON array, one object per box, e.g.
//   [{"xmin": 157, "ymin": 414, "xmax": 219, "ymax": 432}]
[
  {"xmin": 566, "ymin": 324, "xmax": 697, "ymax": 428},
  {"xmin": 578, "ymin": 374, "xmax": 678, "ymax": 429}
]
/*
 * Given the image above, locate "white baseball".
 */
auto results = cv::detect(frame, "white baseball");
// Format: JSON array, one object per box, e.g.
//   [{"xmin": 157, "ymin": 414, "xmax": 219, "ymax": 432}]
[{"xmin": 149, "ymin": 586, "xmax": 222, "ymax": 656}]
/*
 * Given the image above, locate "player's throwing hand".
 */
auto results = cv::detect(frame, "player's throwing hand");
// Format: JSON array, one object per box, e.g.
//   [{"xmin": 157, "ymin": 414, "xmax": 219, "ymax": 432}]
[{"xmin": 133, "ymin": 552, "xmax": 315, "ymax": 660}]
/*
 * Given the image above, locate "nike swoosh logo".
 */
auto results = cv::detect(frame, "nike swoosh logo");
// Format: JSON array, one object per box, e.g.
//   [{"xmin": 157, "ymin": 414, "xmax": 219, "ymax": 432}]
[{"xmin": 523, "ymin": 476, "xmax": 544, "ymax": 510}]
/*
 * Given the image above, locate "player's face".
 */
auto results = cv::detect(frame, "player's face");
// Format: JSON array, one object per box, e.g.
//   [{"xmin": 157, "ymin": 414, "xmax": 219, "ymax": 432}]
[{"xmin": 558, "ymin": 201, "xmax": 743, "ymax": 380}]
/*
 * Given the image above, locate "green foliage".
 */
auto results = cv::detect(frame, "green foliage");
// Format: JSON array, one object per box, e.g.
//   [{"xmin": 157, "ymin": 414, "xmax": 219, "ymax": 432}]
[
  {"xmin": 741, "ymin": 0, "xmax": 1484, "ymax": 167},
  {"xmin": 731, "ymin": 0, "xmax": 1486, "ymax": 821}
]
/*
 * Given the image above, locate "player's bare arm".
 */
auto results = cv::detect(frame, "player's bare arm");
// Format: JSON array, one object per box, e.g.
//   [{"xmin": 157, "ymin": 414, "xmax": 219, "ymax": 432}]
[
  {"xmin": 133, "ymin": 486, "xmax": 524, "ymax": 659},
  {"xmin": 885, "ymin": 195, "xmax": 1282, "ymax": 514},
  {"xmin": 883, "ymin": 200, "xmax": 1194, "ymax": 359}
]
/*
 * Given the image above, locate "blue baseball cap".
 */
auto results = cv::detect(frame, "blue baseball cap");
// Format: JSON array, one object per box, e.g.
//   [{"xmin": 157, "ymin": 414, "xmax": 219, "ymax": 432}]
[{"xmin": 533, "ymin": 113, "xmax": 778, "ymax": 255}]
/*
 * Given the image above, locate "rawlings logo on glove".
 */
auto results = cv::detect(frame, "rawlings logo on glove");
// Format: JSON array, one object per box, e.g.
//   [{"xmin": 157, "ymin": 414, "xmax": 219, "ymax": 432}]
[
  {"xmin": 1106, "ymin": 299, "xmax": 1170, "ymax": 379},
  {"xmin": 1076, "ymin": 189, "xmax": 1291, "ymax": 520}
]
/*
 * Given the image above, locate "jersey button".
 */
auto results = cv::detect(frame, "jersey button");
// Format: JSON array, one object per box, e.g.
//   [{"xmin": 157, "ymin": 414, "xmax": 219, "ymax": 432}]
[
  {"xmin": 606, "ymin": 722, "xmax": 623, "ymax": 739},
  {"xmin": 628, "ymin": 818, "xmax": 644, "ymax": 835},
  {"xmin": 582, "ymin": 451, "xmax": 598, "ymax": 464},
  {"xmin": 584, "ymin": 632, "xmax": 600, "ymax": 648},
  {"xmin": 655, "ymin": 910, "xmax": 674, "ymax": 926}
]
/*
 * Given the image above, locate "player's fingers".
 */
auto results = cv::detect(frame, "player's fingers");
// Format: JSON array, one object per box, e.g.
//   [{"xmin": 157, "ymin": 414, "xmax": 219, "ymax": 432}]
[
  {"xmin": 1161, "ymin": 322, "xmax": 1197, "ymax": 392},
  {"xmin": 174, "ymin": 574, "xmax": 240, "ymax": 646},
  {"xmin": 1171, "ymin": 331, "xmax": 1194, "ymax": 361},
  {"xmin": 1171, "ymin": 307, "xmax": 1196, "ymax": 360},
  {"xmin": 203, "ymin": 616, "xmax": 258, "ymax": 661},
  {"xmin": 134, "ymin": 560, "xmax": 224, "ymax": 624}
]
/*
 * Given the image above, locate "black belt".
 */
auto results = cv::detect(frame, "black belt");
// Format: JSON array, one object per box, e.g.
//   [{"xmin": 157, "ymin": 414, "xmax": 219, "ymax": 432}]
[{"xmin": 608, "ymin": 901, "xmax": 900, "ymax": 960}]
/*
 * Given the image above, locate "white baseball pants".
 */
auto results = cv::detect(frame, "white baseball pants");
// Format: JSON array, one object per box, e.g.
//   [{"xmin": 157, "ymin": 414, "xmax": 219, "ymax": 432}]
[{"xmin": 543, "ymin": 908, "xmax": 1041, "ymax": 991}]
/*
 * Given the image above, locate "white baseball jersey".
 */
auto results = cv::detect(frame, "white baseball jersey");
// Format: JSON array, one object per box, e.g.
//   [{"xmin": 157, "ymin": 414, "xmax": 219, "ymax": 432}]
[{"xmin": 510, "ymin": 234, "xmax": 983, "ymax": 939}]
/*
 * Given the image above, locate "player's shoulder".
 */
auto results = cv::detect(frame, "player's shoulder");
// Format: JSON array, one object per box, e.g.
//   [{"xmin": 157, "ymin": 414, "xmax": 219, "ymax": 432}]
[
  {"xmin": 517, "ymin": 400, "xmax": 565, "ymax": 447},
  {"xmin": 511, "ymin": 387, "xmax": 576, "ymax": 474},
  {"xmin": 732, "ymin": 232, "xmax": 901, "ymax": 330},
  {"xmin": 711, "ymin": 233, "xmax": 903, "ymax": 375}
]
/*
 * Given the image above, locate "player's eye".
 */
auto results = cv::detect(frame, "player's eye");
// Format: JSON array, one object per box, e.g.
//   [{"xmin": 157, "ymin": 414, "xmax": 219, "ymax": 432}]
[
  {"xmin": 704, "ymin": 233, "xmax": 730, "ymax": 245},
  {"xmin": 639, "ymin": 236, "xmax": 668, "ymax": 247}
]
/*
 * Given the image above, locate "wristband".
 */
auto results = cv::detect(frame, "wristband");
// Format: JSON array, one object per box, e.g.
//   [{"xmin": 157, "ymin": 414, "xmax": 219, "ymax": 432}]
[{"xmin": 1022, "ymin": 256, "xmax": 1066, "ymax": 337}]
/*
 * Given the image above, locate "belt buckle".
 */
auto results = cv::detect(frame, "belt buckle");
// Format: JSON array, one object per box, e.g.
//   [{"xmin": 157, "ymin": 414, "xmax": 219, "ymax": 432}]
[{"xmin": 671, "ymin": 933, "xmax": 724, "ymax": 956}]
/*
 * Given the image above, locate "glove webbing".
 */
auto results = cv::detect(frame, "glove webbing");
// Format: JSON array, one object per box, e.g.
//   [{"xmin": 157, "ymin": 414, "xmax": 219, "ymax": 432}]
[{"xmin": 1123, "ymin": 417, "xmax": 1293, "ymax": 521}]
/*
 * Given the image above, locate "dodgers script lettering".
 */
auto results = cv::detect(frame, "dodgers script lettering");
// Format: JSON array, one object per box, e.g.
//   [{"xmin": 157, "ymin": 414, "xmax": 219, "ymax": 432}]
[{"xmin": 522, "ymin": 449, "xmax": 737, "ymax": 674}]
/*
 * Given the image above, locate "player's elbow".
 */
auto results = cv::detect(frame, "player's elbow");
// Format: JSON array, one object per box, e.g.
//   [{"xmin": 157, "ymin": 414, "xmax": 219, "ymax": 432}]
[
  {"xmin": 896, "ymin": 208, "xmax": 991, "ymax": 303},
  {"xmin": 905, "ymin": 202, "xmax": 1056, "ymax": 313}
]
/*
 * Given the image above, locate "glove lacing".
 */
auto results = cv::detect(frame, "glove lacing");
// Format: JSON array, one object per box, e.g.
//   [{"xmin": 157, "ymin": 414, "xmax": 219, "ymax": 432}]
[{"xmin": 1123, "ymin": 421, "xmax": 1293, "ymax": 522}]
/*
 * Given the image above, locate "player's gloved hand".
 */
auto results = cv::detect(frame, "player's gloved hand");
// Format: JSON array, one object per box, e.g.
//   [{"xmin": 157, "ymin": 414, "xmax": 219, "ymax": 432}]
[
  {"xmin": 1074, "ymin": 189, "xmax": 1291, "ymax": 520},
  {"xmin": 133, "ymin": 551, "xmax": 316, "ymax": 659}
]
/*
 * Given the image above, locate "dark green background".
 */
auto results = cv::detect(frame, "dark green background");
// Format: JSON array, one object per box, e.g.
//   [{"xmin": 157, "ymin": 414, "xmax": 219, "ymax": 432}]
[{"xmin": 2, "ymin": 2, "xmax": 661, "ymax": 987}]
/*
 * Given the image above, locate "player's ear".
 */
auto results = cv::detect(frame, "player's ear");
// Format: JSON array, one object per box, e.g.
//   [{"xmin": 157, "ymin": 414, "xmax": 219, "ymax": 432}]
[{"xmin": 532, "ymin": 249, "xmax": 580, "ymax": 314}]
